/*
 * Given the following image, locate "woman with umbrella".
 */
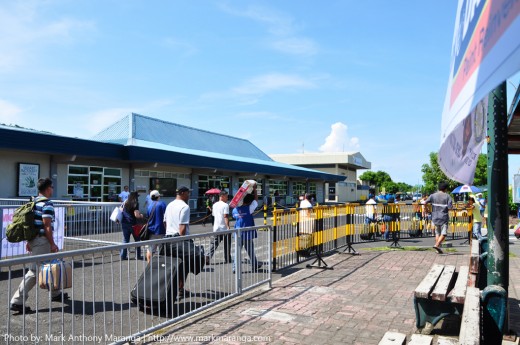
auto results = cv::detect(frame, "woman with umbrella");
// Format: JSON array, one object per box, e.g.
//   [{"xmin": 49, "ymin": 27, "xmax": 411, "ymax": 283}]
[{"xmin": 202, "ymin": 188, "xmax": 221, "ymax": 226}]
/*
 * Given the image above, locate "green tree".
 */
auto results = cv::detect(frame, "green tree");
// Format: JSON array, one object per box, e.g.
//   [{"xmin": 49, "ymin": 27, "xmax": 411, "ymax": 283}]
[
  {"xmin": 383, "ymin": 181, "xmax": 399, "ymax": 194},
  {"xmin": 421, "ymin": 152, "xmax": 488, "ymax": 194},
  {"xmin": 359, "ymin": 171, "xmax": 377, "ymax": 186},
  {"xmin": 396, "ymin": 182, "xmax": 413, "ymax": 192}
]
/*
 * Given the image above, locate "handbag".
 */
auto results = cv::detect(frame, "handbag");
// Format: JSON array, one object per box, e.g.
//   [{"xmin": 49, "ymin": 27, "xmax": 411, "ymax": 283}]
[
  {"xmin": 39, "ymin": 259, "xmax": 73, "ymax": 291},
  {"xmin": 139, "ymin": 202, "xmax": 158, "ymax": 241},
  {"xmin": 110, "ymin": 202, "xmax": 124, "ymax": 223}
]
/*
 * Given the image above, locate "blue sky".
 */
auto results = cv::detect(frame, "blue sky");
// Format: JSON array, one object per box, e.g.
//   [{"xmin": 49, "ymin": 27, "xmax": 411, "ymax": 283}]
[{"xmin": 1, "ymin": 1, "xmax": 519, "ymax": 186}]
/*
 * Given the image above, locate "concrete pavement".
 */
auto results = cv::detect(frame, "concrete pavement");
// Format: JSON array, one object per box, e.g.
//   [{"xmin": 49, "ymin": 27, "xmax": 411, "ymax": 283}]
[{"xmin": 136, "ymin": 237, "xmax": 520, "ymax": 345}]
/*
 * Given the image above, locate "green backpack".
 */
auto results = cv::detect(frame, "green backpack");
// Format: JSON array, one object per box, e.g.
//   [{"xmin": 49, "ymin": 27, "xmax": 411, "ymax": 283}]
[{"xmin": 6, "ymin": 197, "xmax": 47, "ymax": 243}]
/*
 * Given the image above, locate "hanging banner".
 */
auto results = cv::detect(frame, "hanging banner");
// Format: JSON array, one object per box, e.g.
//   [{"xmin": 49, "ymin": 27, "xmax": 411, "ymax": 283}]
[
  {"xmin": 439, "ymin": 0, "xmax": 520, "ymax": 184},
  {"xmin": 1, "ymin": 207, "xmax": 65, "ymax": 259}
]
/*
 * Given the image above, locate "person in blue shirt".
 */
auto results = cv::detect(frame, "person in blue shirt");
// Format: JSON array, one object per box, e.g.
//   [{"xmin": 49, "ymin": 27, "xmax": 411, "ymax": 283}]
[
  {"xmin": 232, "ymin": 187, "xmax": 262, "ymax": 274},
  {"xmin": 145, "ymin": 190, "xmax": 167, "ymax": 263}
]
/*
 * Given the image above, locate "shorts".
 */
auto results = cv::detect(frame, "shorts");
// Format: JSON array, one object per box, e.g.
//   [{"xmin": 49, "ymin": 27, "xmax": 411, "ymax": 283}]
[
  {"xmin": 434, "ymin": 223, "xmax": 448, "ymax": 236},
  {"xmin": 146, "ymin": 234, "xmax": 164, "ymax": 254}
]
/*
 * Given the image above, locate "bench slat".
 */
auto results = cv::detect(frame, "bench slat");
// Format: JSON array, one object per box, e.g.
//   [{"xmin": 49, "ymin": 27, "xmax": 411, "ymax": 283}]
[
  {"xmin": 459, "ymin": 286, "xmax": 480, "ymax": 345},
  {"xmin": 469, "ymin": 240, "xmax": 479, "ymax": 274},
  {"xmin": 408, "ymin": 334, "xmax": 433, "ymax": 345},
  {"xmin": 449, "ymin": 265, "xmax": 469, "ymax": 304},
  {"xmin": 415, "ymin": 264, "xmax": 444, "ymax": 299},
  {"xmin": 432, "ymin": 265, "xmax": 456, "ymax": 301},
  {"xmin": 437, "ymin": 336, "xmax": 459, "ymax": 345},
  {"xmin": 378, "ymin": 331, "xmax": 406, "ymax": 345}
]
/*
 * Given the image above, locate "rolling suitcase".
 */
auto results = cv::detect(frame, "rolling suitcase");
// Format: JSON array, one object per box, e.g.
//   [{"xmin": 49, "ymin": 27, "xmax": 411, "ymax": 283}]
[
  {"xmin": 130, "ymin": 256, "xmax": 182, "ymax": 315},
  {"xmin": 162, "ymin": 239, "xmax": 205, "ymax": 275}
]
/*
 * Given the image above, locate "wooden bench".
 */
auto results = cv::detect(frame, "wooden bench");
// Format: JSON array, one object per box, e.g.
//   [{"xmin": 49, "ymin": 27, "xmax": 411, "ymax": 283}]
[
  {"xmin": 412, "ymin": 259, "xmax": 482, "ymax": 344},
  {"xmin": 413, "ymin": 264, "xmax": 471, "ymax": 333}
]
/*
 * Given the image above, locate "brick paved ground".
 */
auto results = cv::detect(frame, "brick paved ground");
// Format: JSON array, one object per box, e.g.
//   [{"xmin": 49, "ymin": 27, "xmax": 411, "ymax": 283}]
[{"xmin": 135, "ymin": 243, "xmax": 520, "ymax": 345}]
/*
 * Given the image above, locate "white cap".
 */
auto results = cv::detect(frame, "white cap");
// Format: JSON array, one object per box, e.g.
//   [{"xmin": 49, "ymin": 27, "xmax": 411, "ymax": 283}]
[{"xmin": 150, "ymin": 190, "xmax": 161, "ymax": 198}]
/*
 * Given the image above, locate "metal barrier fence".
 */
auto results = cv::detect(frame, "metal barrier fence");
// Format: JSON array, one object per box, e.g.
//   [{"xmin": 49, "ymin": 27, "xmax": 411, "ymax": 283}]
[
  {"xmin": 1, "ymin": 201, "xmax": 123, "ymax": 259},
  {"xmin": 271, "ymin": 203, "xmax": 473, "ymax": 271},
  {"xmin": 0, "ymin": 226, "xmax": 271, "ymax": 345}
]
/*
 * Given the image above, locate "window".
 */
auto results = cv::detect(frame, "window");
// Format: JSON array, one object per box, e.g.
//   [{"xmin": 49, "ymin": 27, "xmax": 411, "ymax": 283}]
[
  {"xmin": 67, "ymin": 165, "xmax": 122, "ymax": 202},
  {"xmin": 268, "ymin": 180, "xmax": 287, "ymax": 196}
]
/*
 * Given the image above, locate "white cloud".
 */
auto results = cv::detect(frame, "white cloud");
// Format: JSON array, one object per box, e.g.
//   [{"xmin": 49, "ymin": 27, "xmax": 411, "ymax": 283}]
[
  {"xmin": 272, "ymin": 37, "xmax": 318, "ymax": 56},
  {"xmin": 0, "ymin": 1, "xmax": 95, "ymax": 72},
  {"xmin": 233, "ymin": 73, "xmax": 315, "ymax": 95},
  {"xmin": 0, "ymin": 99, "xmax": 23, "ymax": 124},
  {"xmin": 319, "ymin": 122, "xmax": 360, "ymax": 152},
  {"xmin": 218, "ymin": 3, "xmax": 318, "ymax": 56}
]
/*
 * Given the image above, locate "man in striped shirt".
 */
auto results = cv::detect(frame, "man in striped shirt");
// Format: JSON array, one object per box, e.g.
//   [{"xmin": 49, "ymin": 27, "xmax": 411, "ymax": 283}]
[{"xmin": 10, "ymin": 178, "xmax": 68, "ymax": 313}]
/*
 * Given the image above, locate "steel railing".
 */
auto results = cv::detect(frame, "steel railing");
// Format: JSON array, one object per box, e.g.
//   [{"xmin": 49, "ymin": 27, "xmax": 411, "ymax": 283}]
[
  {"xmin": 0, "ymin": 226, "xmax": 272, "ymax": 345},
  {"xmin": 271, "ymin": 203, "xmax": 472, "ymax": 271}
]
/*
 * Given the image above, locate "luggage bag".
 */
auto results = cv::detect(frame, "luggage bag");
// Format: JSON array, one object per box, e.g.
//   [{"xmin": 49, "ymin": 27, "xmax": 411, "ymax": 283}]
[
  {"xmin": 161, "ymin": 239, "xmax": 205, "ymax": 275},
  {"xmin": 130, "ymin": 256, "xmax": 182, "ymax": 314}
]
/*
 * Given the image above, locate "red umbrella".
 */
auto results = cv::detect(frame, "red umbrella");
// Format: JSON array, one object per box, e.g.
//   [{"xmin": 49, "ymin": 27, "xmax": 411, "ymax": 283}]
[{"xmin": 205, "ymin": 188, "xmax": 221, "ymax": 194}]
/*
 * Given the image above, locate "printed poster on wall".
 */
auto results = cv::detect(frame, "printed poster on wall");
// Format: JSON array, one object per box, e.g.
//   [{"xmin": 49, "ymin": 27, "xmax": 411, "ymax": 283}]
[
  {"xmin": 1, "ymin": 206, "xmax": 65, "ymax": 259},
  {"xmin": 18, "ymin": 163, "xmax": 39, "ymax": 197},
  {"xmin": 439, "ymin": 0, "xmax": 520, "ymax": 184}
]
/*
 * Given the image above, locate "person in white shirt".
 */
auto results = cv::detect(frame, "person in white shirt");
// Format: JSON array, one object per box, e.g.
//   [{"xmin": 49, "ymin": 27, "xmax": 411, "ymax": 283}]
[
  {"xmin": 118, "ymin": 185, "xmax": 129, "ymax": 202},
  {"xmin": 206, "ymin": 191, "xmax": 232, "ymax": 264},
  {"xmin": 164, "ymin": 186, "xmax": 191, "ymax": 236},
  {"xmin": 365, "ymin": 195, "xmax": 377, "ymax": 224},
  {"xmin": 299, "ymin": 194, "xmax": 313, "ymax": 234},
  {"xmin": 163, "ymin": 185, "xmax": 192, "ymax": 298}
]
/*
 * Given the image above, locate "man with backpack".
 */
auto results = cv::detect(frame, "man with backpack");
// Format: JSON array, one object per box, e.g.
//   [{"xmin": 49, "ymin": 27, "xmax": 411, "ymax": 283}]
[{"xmin": 10, "ymin": 178, "xmax": 68, "ymax": 313}]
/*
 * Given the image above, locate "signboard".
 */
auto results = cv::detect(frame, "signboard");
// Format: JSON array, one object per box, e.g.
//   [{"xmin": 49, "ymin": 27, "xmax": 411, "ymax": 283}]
[
  {"xmin": 17, "ymin": 163, "xmax": 39, "ymax": 197},
  {"xmin": 1, "ymin": 206, "xmax": 65, "ymax": 259},
  {"xmin": 439, "ymin": 0, "xmax": 520, "ymax": 184}
]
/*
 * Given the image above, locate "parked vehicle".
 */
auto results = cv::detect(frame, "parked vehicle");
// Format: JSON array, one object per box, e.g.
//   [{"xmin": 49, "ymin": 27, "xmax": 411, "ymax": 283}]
[{"xmin": 412, "ymin": 193, "xmax": 422, "ymax": 202}]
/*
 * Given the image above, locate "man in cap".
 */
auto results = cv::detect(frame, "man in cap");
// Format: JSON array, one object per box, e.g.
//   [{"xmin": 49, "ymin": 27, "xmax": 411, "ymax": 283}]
[
  {"xmin": 164, "ymin": 186, "xmax": 192, "ymax": 297},
  {"xmin": 164, "ymin": 186, "xmax": 192, "ymax": 237},
  {"xmin": 422, "ymin": 182, "xmax": 453, "ymax": 254},
  {"xmin": 145, "ymin": 190, "xmax": 166, "ymax": 263}
]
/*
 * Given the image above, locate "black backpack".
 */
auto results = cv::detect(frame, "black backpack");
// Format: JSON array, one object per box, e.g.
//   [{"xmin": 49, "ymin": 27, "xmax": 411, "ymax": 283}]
[{"xmin": 6, "ymin": 197, "xmax": 47, "ymax": 242}]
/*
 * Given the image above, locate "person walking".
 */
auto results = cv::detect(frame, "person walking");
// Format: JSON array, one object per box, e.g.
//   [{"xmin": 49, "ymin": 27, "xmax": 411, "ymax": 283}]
[
  {"xmin": 10, "ymin": 178, "xmax": 69, "ymax": 313},
  {"xmin": 118, "ymin": 185, "xmax": 130, "ymax": 202},
  {"xmin": 206, "ymin": 191, "xmax": 232, "ymax": 264},
  {"xmin": 164, "ymin": 186, "xmax": 192, "ymax": 297},
  {"xmin": 120, "ymin": 191, "xmax": 144, "ymax": 260},
  {"xmin": 468, "ymin": 196, "xmax": 484, "ymax": 240},
  {"xmin": 232, "ymin": 186, "xmax": 262, "ymax": 274},
  {"xmin": 164, "ymin": 186, "xmax": 191, "ymax": 237},
  {"xmin": 423, "ymin": 182, "xmax": 453, "ymax": 254},
  {"xmin": 202, "ymin": 194, "xmax": 213, "ymax": 226},
  {"xmin": 145, "ymin": 190, "xmax": 167, "ymax": 263}
]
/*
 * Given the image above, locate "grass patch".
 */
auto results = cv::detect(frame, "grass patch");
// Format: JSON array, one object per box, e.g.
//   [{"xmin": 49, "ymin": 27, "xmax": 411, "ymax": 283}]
[
  {"xmin": 360, "ymin": 246, "xmax": 457, "ymax": 253},
  {"xmin": 510, "ymin": 252, "xmax": 517, "ymax": 258}
]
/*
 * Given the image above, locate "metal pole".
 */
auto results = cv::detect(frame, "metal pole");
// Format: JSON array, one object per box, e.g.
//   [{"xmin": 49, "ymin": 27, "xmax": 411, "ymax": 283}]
[
  {"xmin": 486, "ymin": 81, "xmax": 509, "ymax": 341},
  {"xmin": 486, "ymin": 81, "xmax": 509, "ymax": 288}
]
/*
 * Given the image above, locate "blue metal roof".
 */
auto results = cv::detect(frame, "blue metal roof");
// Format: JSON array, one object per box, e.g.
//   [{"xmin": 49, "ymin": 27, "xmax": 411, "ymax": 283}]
[
  {"xmin": 0, "ymin": 115, "xmax": 346, "ymax": 182},
  {"xmin": 92, "ymin": 113, "xmax": 273, "ymax": 161}
]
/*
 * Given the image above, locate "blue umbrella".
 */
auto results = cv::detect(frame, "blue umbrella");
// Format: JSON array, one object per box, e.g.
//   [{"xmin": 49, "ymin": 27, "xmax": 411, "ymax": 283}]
[{"xmin": 452, "ymin": 184, "xmax": 482, "ymax": 194}]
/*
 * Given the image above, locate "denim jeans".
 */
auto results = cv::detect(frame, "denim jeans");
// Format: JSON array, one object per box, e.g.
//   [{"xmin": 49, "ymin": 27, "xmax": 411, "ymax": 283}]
[{"xmin": 120, "ymin": 223, "xmax": 142, "ymax": 259}]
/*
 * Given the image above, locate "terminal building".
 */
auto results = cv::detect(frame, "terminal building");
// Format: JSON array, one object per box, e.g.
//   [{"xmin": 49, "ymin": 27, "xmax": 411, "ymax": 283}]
[
  {"xmin": 269, "ymin": 152, "xmax": 372, "ymax": 202},
  {"xmin": 0, "ymin": 113, "xmax": 345, "ymax": 213}
]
